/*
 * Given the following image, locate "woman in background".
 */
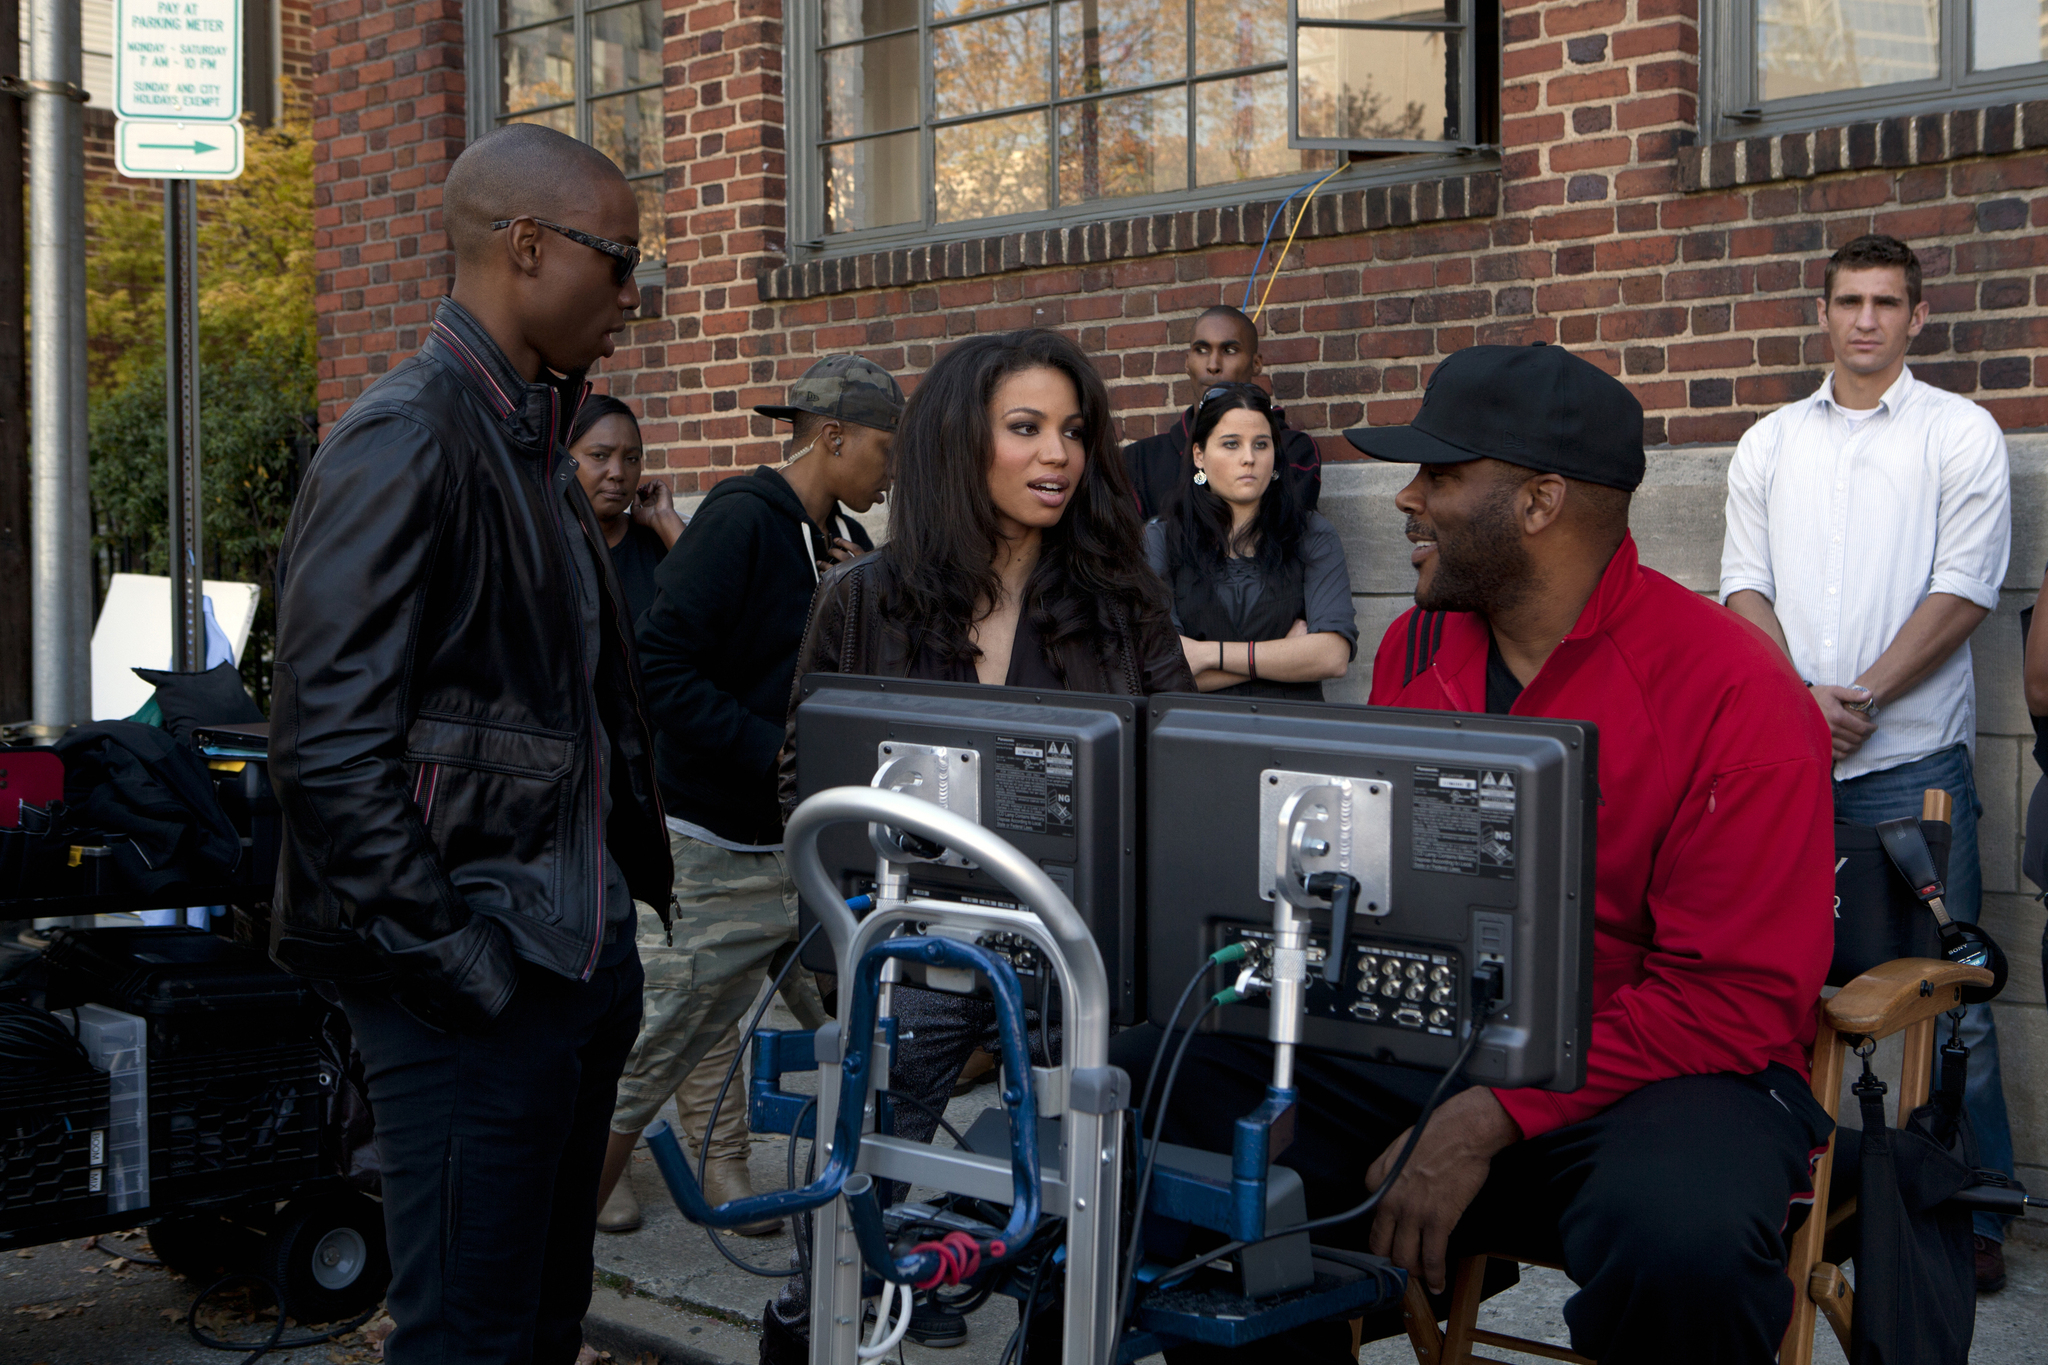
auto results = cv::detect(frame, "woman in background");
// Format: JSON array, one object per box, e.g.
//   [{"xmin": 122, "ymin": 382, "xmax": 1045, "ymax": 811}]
[
  {"xmin": 570, "ymin": 393, "xmax": 686, "ymax": 630},
  {"xmin": 1148, "ymin": 383, "xmax": 1355, "ymax": 699}
]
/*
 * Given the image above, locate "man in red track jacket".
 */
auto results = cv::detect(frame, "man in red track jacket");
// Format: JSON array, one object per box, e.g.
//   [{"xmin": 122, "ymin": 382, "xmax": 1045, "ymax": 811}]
[{"xmin": 1115, "ymin": 344, "xmax": 1837, "ymax": 1365}]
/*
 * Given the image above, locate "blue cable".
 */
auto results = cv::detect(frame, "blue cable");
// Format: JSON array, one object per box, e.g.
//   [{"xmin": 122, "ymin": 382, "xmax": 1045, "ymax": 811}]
[{"xmin": 1241, "ymin": 168, "xmax": 1331, "ymax": 311}]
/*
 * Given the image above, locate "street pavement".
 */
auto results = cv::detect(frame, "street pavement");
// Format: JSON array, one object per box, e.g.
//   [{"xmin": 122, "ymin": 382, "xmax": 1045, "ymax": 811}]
[{"xmin": 6, "ymin": 999, "xmax": 2044, "ymax": 1363}]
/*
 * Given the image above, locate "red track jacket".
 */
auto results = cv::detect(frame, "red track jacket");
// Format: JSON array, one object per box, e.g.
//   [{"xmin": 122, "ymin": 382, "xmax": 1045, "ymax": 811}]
[{"xmin": 1369, "ymin": 534, "xmax": 1835, "ymax": 1138}]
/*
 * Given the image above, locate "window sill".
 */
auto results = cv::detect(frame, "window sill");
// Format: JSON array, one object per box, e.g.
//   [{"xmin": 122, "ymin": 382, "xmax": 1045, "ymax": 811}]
[
  {"xmin": 759, "ymin": 163, "xmax": 1501, "ymax": 303},
  {"xmin": 1679, "ymin": 100, "xmax": 2048, "ymax": 193}
]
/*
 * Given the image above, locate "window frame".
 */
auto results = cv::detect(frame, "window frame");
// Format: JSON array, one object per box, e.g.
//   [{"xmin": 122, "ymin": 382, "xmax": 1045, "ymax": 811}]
[
  {"xmin": 1285, "ymin": 1, "xmax": 1483, "ymax": 156},
  {"xmin": 1705, "ymin": 0, "xmax": 2048, "ymax": 140},
  {"xmin": 467, "ymin": 0, "xmax": 667, "ymax": 284},
  {"xmin": 785, "ymin": 0, "xmax": 1497, "ymax": 261}
]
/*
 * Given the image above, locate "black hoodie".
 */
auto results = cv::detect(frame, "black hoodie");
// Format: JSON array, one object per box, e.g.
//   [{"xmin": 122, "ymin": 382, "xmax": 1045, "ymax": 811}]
[
  {"xmin": 1121, "ymin": 403, "xmax": 1321, "ymax": 521},
  {"xmin": 636, "ymin": 466, "xmax": 865, "ymax": 846}
]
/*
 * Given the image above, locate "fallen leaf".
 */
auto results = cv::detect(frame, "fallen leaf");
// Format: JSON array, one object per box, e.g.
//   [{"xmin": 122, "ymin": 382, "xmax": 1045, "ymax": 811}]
[{"xmin": 77, "ymin": 1265, "xmax": 102, "ymax": 1275}]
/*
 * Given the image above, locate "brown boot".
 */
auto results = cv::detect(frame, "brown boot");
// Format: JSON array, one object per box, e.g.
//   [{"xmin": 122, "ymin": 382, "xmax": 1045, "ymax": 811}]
[
  {"xmin": 675, "ymin": 1020, "xmax": 779, "ymax": 1237},
  {"xmin": 596, "ymin": 1176, "xmax": 641, "ymax": 1234}
]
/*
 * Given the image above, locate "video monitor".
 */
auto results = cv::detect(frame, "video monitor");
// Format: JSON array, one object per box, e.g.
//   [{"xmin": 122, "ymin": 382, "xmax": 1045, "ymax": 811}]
[
  {"xmin": 1144, "ymin": 695, "xmax": 1596, "ymax": 1091},
  {"xmin": 790, "ymin": 675, "xmax": 1143, "ymax": 1024}
]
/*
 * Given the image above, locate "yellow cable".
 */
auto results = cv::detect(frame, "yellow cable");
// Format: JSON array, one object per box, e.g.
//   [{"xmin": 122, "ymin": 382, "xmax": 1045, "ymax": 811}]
[{"xmin": 1252, "ymin": 161, "xmax": 1350, "ymax": 323}]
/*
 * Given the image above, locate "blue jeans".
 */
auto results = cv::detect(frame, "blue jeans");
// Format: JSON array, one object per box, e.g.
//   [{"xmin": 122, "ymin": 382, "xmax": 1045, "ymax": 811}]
[{"xmin": 1834, "ymin": 742, "xmax": 2015, "ymax": 1240}]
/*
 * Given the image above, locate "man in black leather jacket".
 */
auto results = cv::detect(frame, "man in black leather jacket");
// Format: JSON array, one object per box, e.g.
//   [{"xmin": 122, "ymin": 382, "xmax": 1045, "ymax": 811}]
[{"xmin": 269, "ymin": 124, "xmax": 670, "ymax": 1364}]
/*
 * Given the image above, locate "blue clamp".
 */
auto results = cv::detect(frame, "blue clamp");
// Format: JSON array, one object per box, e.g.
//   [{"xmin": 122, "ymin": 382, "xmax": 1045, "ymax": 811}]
[
  {"xmin": 647, "ymin": 931, "xmax": 1043, "ymax": 1283},
  {"xmin": 750, "ymin": 1018, "xmax": 898, "ymax": 1140}
]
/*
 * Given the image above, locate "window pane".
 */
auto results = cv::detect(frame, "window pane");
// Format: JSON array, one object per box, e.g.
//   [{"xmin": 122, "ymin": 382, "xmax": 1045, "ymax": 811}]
[
  {"xmin": 500, "ymin": 19, "xmax": 575, "ymax": 115},
  {"xmin": 1974, "ymin": 0, "xmax": 2048, "ymax": 70},
  {"xmin": 1298, "ymin": 0, "xmax": 1457, "ymax": 19},
  {"xmin": 503, "ymin": 106, "xmax": 575, "ymax": 135},
  {"xmin": 825, "ymin": 131, "xmax": 923, "ymax": 232},
  {"xmin": 1194, "ymin": 70, "xmax": 1335, "ymax": 185},
  {"xmin": 1056, "ymin": 0, "xmax": 1186, "ymax": 98},
  {"xmin": 936, "ymin": 109, "xmax": 1051, "ymax": 221},
  {"xmin": 1757, "ymin": 0, "xmax": 1939, "ymax": 100},
  {"xmin": 498, "ymin": 0, "xmax": 570, "ymax": 30},
  {"xmin": 935, "ymin": 10, "xmax": 1051, "ymax": 118},
  {"xmin": 631, "ymin": 177, "xmax": 667, "ymax": 262},
  {"xmin": 1193, "ymin": 0, "xmax": 1286, "ymax": 72},
  {"xmin": 591, "ymin": 1, "xmax": 662, "ymax": 95},
  {"xmin": 824, "ymin": 33, "xmax": 921, "ymax": 138},
  {"xmin": 822, "ymin": 0, "xmax": 919, "ymax": 44},
  {"xmin": 1297, "ymin": 24, "xmax": 1456, "ymax": 142},
  {"xmin": 592, "ymin": 88, "xmax": 663, "ymax": 175},
  {"xmin": 1058, "ymin": 86, "xmax": 1185, "ymax": 205}
]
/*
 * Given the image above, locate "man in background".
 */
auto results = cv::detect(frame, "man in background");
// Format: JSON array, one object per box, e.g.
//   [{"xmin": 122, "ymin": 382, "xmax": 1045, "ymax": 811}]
[
  {"xmin": 1123, "ymin": 304, "xmax": 1322, "ymax": 518},
  {"xmin": 1721, "ymin": 232, "xmax": 2017, "ymax": 1292}
]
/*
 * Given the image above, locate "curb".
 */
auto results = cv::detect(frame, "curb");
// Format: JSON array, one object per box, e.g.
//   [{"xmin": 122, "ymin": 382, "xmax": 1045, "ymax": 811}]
[{"xmin": 583, "ymin": 1288, "xmax": 760, "ymax": 1365}]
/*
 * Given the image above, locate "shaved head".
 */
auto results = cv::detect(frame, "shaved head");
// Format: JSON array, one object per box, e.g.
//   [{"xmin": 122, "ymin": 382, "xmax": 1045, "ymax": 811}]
[
  {"xmin": 1197, "ymin": 304, "xmax": 1259, "ymax": 351},
  {"xmin": 445, "ymin": 123, "xmax": 632, "ymax": 263}
]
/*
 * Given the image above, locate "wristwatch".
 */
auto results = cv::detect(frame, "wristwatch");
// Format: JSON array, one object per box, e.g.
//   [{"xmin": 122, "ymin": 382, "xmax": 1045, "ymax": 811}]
[{"xmin": 1843, "ymin": 693, "xmax": 1880, "ymax": 718}]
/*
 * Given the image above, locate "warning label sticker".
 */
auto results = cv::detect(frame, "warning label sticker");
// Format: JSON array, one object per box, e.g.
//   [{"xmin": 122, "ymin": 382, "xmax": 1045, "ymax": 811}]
[
  {"xmin": 991, "ymin": 736, "xmax": 1076, "ymax": 837},
  {"xmin": 1410, "ymin": 765, "xmax": 1516, "ymax": 880}
]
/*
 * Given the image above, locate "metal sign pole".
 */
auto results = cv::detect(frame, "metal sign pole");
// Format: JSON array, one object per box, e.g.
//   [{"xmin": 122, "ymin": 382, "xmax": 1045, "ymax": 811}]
[{"xmin": 164, "ymin": 178, "xmax": 204, "ymax": 673}]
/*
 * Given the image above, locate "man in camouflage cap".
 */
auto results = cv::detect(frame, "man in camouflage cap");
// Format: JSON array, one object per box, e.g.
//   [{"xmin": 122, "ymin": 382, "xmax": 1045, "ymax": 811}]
[{"xmin": 593, "ymin": 356, "xmax": 904, "ymax": 1234}]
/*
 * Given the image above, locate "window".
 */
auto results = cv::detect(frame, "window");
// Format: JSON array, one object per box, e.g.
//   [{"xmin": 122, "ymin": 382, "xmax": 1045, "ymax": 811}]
[
  {"xmin": 791, "ymin": 0, "xmax": 1492, "ymax": 250},
  {"xmin": 1290, "ymin": 2, "xmax": 1481, "ymax": 152},
  {"xmin": 1709, "ymin": 0, "xmax": 2048, "ymax": 136},
  {"xmin": 472, "ymin": 0, "xmax": 666, "ymax": 265}
]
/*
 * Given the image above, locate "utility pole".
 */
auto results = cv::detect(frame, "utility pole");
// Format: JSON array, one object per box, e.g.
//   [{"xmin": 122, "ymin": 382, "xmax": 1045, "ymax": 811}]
[
  {"xmin": 0, "ymin": 0, "xmax": 30, "ymax": 723},
  {"xmin": 28, "ymin": 0, "xmax": 92, "ymax": 726}
]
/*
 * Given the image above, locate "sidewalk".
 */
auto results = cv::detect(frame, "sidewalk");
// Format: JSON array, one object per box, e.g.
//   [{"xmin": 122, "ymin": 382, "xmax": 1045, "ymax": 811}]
[{"xmin": 581, "ymin": 1004, "xmax": 2048, "ymax": 1365}]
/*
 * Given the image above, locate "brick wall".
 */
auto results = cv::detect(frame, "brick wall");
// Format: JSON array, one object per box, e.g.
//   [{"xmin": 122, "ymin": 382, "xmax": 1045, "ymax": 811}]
[{"xmin": 311, "ymin": 0, "xmax": 2048, "ymax": 478}]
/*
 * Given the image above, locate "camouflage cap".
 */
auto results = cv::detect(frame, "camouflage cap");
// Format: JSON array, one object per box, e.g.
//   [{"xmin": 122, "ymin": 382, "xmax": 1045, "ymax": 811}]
[{"xmin": 755, "ymin": 355, "xmax": 907, "ymax": 433}]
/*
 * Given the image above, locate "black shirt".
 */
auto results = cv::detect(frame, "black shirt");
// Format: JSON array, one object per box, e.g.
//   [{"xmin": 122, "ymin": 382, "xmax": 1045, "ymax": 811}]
[
  {"xmin": 607, "ymin": 519, "xmax": 669, "ymax": 636},
  {"xmin": 1485, "ymin": 633, "xmax": 1524, "ymax": 716},
  {"xmin": 910, "ymin": 608, "xmax": 1066, "ymax": 690}
]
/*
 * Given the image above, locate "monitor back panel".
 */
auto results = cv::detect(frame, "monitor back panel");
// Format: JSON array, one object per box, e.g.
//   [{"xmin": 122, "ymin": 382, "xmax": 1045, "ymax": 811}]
[
  {"xmin": 791, "ymin": 675, "xmax": 1142, "ymax": 1023},
  {"xmin": 1144, "ymin": 696, "xmax": 1596, "ymax": 1092}
]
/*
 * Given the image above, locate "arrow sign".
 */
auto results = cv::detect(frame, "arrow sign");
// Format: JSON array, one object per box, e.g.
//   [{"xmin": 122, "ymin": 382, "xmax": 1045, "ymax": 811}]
[{"xmin": 116, "ymin": 118, "xmax": 245, "ymax": 180}]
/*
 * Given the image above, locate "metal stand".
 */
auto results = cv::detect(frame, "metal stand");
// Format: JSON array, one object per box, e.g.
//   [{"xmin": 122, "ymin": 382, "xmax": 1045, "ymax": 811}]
[
  {"xmin": 164, "ymin": 178, "xmax": 205, "ymax": 672},
  {"xmin": 784, "ymin": 788, "xmax": 1128, "ymax": 1365}
]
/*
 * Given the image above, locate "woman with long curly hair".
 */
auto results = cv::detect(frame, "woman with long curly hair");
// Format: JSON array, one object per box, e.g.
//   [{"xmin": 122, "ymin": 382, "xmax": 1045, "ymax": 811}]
[{"xmin": 763, "ymin": 329, "xmax": 1190, "ymax": 1356}]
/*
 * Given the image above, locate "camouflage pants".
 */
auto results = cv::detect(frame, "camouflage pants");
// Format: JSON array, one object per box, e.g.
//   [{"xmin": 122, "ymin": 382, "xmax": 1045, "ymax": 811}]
[{"xmin": 610, "ymin": 831, "xmax": 827, "ymax": 1134}]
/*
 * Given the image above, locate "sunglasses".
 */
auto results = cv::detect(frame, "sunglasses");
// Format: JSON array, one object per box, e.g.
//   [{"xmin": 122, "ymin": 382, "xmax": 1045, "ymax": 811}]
[
  {"xmin": 1202, "ymin": 383, "xmax": 1271, "ymax": 403},
  {"xmin": 492, "ymin": 216, "xmax": 642, "ymax": 286}
]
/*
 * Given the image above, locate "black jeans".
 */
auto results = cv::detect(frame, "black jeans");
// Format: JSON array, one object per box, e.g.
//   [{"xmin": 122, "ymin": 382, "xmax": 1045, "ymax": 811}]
[
  {"xmin": 1108, "ymin": 1029, "xmax": 1834, "ymax": 1365},
  {"xmin": 342, "ymin": 952, "xmax": 643, "ymax": 1365}
]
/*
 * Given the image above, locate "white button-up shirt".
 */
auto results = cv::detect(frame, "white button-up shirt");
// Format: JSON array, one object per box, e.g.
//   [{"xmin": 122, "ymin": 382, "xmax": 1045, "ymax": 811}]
[{"xmin": 1719, "ymin": 366, "xmax": 2011, "ymax": 781}]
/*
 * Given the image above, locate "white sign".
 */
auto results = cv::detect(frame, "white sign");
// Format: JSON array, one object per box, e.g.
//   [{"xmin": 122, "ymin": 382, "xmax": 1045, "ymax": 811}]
[
  {"xmin": 115, "ymin": 0, "xmax": 242, "ymax": 123},
  {"xmin": 116, "ymin": 117, "xmax": 246, "ymax": 179}
]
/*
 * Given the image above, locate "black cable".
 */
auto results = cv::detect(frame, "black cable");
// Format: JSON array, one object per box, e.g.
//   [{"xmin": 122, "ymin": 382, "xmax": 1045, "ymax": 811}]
[
  {"xmin": 878, "ymin": 1088, "xmax": 972, "ymax": 1149},
  {"xmin": 1143, "ymin": 996, "xmax": 1503, "ymax": 1297},
  {"xmin": 997, "ymin": 1235, "xmax": 1057, "ymax": 1365},
  {"xmin": 1111, "ymin": 993, "xmax": 1223, "ymax": 1365},
  {"xmin": 185, "ymin": 1270, "xmax": 381, "ymax": 1363},
  {"xmin": 87, "ymin": 1233, "xmax": 164, "ymax": 1268},
  {"xmin": 0, "ymin": 1001, "xmax": 95, "ymax": 1082},
  {"xmin": 1137, "ymin": 956, "xmax": 1225, "ymax": 1131},
  {"xmin": 696, "ymin": 922, "xmax": 826, "ymax": 1279}
]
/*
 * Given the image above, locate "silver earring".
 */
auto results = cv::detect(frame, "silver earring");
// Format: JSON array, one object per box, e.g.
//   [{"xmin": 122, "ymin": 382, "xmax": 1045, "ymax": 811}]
[{"xmin": 1193, "ymin": 469, "xmax": 1208, "ymax": 485}]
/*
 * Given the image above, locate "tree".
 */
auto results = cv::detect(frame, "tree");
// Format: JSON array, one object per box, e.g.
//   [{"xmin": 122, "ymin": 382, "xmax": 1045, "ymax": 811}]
[{"xmin": 86, "ymin": 114, "xmax": 317, "ymax": 707}]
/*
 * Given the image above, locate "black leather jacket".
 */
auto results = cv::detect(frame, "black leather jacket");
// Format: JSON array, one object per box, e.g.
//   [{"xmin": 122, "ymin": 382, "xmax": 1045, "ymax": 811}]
[
  {"xmin": 777, "ymin": 552, "xmax": 1195, "ymax": 818},
  {"xmin": 268, "ymin": 301, "xmax": 671, "ymax": 1030}
]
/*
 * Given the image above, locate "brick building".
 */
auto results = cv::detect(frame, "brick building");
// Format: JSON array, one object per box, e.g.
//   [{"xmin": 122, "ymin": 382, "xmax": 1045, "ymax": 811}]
[{"xmin": 311, "ymin": 1, "xmax": 2048, "ymax": 1188}]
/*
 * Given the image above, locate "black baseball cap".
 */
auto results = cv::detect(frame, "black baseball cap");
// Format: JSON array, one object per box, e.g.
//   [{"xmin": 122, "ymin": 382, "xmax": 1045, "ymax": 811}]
[{"xmin": 1342, "ymin": 343, "xmax": 1645, "ymax": 492}]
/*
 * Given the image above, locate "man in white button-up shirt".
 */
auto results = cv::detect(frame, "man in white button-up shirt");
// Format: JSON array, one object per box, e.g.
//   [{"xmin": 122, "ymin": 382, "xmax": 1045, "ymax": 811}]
[{"xmin": 1719, "ymin": 233, "xmax": 2016, "ymax": 1291}]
